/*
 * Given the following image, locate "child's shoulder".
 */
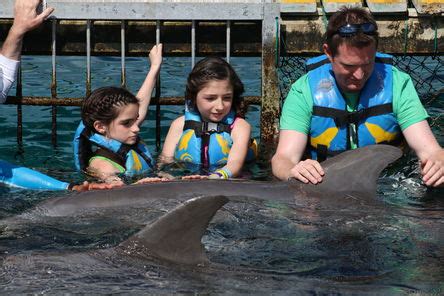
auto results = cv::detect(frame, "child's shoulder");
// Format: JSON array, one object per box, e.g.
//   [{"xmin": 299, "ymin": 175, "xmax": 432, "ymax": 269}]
[
  {"xmin": 171, "ymin": 115, "xmax": 185, "ymax": 127},
  {"xmin": 233, "ymin": 117, "xmax": 251, "ymax": 128},
  {"xmin": 231, "ymin": 117, "xmax": 251, "ymax": 136}
]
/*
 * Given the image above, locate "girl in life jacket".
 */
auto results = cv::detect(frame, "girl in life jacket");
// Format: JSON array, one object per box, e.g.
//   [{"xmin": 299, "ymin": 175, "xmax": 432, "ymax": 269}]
[
  {"xmin": 74, "ymin": 45, "xmax": 167, "ymax": 185},
  {"xmin": 160, "ymin": 57, "xmax": 257, "ymax": 179}
]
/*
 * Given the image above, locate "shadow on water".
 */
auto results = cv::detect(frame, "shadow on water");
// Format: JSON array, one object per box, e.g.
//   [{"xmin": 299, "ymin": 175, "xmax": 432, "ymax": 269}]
[{"xmin": 0, "ymin": 57, "xmax": 443, "ymax": 294}]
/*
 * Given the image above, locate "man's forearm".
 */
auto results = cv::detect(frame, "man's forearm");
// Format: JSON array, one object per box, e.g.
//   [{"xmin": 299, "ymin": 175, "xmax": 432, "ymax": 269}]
[{"xmin": 271, "ymin": 155, "xmax": 295, "ymax": 181}]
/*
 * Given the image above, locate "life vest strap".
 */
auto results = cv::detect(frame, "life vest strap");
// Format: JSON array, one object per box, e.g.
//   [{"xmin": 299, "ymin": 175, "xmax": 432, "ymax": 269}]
[
  {"xmin": 184, "ymin": 120, "xmax": 232, "ymax": 137},
  {"xmin": 313, "ymin": 144, "xmax": 344, "ymax": 163},
  {"xmin": 313, "ymin": 103, "xmax": 393, "ymax": 127},
  {"xmin": 95, "ymin": 148, "xmax": 127, "ymax": 169}
]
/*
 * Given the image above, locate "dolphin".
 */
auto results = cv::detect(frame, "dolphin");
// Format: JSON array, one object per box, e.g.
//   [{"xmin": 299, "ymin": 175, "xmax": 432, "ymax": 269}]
[
  {"xmin": 27, "ymin": 144, "xmax": 402, "ymax": 217},
  {"xmin": 2, "ymin": 145, "xmax": 402, "ymax": 266}
]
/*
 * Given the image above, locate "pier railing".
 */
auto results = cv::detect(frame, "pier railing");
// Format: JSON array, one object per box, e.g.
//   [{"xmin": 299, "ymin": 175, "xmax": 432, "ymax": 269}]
[{"xmin": 0, "ymin": 0, "xmax": 442, "ymax": 149}]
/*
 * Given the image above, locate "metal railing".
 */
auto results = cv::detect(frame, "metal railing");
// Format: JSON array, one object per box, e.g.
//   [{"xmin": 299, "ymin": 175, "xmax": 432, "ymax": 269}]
[{"xmin": 0, "ymin": 1, "xmax": 281, "ymax": 148}]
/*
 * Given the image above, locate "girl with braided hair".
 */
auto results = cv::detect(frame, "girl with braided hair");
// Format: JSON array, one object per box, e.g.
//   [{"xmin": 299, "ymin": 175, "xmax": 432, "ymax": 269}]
[{"xmin": 74, "ymin": 44, "xmax": 166, "ymax": 185}]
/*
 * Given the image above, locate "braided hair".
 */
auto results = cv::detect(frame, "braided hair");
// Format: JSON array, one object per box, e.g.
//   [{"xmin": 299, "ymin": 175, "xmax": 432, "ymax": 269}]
[{"xmin": 81, "ymin": 86, "xmax": 139, "ymax": 133}]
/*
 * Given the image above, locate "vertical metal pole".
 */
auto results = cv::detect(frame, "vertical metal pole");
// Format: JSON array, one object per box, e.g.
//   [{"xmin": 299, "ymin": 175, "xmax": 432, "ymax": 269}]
[
  {"xmin": 51, "ymin": 18, "xmax": 58, "ymax": 147},
  {"xmin": 260, "ymin": 4, "xmax": 280, "ymax": 146},
  {"xmin": 226, "ymin": 20, "xmax": 231, "ymax": 63},
  {"xmin": 121, "ymin": 20, "xmax": 126, "ymax": 88},
  {"xmin": 155, "ymin": 20, "xmax": 161, "ymax": 151},
  {"xmin": 16, "ymin": 65, "xmax": 23, "ymax": 149},
  {"xmin": 86, "ymin": 20, "xmax": 91, "ymax": 98},
  {"xmin": 191, "ymin": 20, "xmax": 196, "ymax": 68}
]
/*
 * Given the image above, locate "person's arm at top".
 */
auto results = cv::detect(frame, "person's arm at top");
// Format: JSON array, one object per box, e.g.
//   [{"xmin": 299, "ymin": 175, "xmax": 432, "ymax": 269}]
[
  {"xmin": 210, "ymin": 118, "xmax": 251, "ymax": 178},
  {"xmin": 0, "ymin": 0, "xmax": 53, "ymax": 102},
  {"xmin": 135, "ymin": 44, "xmax": 162, "ymax": 126},
  {"xmin": 403, "ymin": 121, "xmax": 443, "ymax": 187},
  {"xmin": 1, "ymin": 0, "xmax": 54, "ymax": 61}
]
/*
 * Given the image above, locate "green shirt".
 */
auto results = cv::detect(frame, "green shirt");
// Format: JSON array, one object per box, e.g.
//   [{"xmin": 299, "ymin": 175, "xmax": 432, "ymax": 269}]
[{"xmin": 280, "ymin": 66, "xmax": 429, "ymax": 148}]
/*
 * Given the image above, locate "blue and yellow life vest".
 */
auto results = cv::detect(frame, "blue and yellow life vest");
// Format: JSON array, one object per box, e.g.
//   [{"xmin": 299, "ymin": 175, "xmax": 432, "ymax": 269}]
[
  {"xmin": 174, "ymin": 109, "xmax": 257, "ymax": 168},
  {"xmin": 306, "ymin": 53, "xmax": 402, "ymax": 161},
  {"xmin": 73, "ymin": 121, "xmax": 154, "ymax": 176}
]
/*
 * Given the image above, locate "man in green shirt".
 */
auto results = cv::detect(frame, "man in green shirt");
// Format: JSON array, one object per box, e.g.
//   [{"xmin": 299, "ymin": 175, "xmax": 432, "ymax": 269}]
[{"xmin": 272, "ymin": 7, "xmax": 443, "ymax": 188}]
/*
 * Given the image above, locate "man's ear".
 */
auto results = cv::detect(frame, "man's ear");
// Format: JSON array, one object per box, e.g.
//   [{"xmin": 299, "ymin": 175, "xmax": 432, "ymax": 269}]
[
  {"xmin": 323, "ymin": 44, "xmax": 333, "ymax": 63},
  {"xmin": 93, "ymin": 121, "xmax": 106, "ymax": 134}
]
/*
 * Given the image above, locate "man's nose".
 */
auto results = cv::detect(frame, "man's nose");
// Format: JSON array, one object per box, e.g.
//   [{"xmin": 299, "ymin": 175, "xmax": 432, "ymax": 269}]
[{"xmin": 353, "ymin": 67, "xmax": 365, "ymax": 80}]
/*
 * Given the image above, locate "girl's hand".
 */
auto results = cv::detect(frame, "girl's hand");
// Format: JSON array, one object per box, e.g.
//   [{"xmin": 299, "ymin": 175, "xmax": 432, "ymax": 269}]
[
  {"xmin": 134, "ymin": 177, "xmax": 170, "ymax": 184},
  {"xmin": 71, "ymin": 181, "xmax": 121, "ymax": 191},
  {"xmin": 149, "ymin": 43, "xmax": 163, "ymax": 69},
  {"xmin": 181, "ymin": 175, "xmax": 208, "ymax": 180}
]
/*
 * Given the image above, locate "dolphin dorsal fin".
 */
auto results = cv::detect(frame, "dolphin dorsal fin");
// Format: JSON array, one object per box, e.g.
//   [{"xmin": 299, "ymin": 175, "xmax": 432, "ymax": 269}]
[
  {"xmin": 119, "ymin": 195, "xmax": 228, "ymax": 265},
  {"xmin": 295, "ymin": 145, "xmax": 402, "ymax": 198}
]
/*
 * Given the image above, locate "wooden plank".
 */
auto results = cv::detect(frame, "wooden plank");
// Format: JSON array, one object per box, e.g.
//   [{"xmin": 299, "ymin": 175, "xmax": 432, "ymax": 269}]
[{"xmin": 367, "ymin": 0, "xmax": 407, "ymax": 13}]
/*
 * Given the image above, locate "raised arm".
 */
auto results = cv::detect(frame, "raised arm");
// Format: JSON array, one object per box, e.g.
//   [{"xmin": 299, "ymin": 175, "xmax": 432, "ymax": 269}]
[
  {"xmin": 136, "ymin": 44, "xmax": 162, "ymax": 126},
  {"xmin": 402, "ymin": 120, "xmax": 444, "ymax": 187},
  {"xmin": 271, "ymin": 130, "xmax": 324, "ymax": 183},
  {"xmin": 1, "ymin": 0, "xmax": 54, "ymax": 60},
  {"xmin": 1, "ymin": 0, "xmax": 53, "ymax": 102}
]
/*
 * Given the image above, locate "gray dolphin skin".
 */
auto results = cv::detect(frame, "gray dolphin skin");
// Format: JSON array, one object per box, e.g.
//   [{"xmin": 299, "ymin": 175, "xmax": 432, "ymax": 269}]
[{"xmin": 7, "ymin": 145, "xmax": 402, "ymax": 265}]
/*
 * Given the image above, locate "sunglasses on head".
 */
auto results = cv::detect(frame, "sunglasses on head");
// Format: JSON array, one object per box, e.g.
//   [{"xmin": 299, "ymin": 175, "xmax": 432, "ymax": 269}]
[{"xmin": 336, "ymin": 22, "xmax": 377, "ymax": 37}]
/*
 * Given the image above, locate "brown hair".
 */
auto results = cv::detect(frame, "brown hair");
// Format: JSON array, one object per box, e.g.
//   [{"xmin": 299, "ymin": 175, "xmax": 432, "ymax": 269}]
[
  {"xmin": 326, "ymin": 7, "xmax": 378, "ymax": 57},
  {"xmin": 81, "ymin": 86, "xmax": 138, "ymax": 133},
  {"xmin": 185, "ymin": 57, "xmax": 245, "ymax": 115}
]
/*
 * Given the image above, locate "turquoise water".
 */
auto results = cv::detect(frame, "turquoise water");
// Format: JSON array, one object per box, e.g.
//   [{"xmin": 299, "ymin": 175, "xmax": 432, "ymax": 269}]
[
  {"xmin": 1, "ymin": 56, "xmax": 262, "ymax": 183},
  {"xmin": 0, "ymin": 56, "xmax": 443, "ymax": 294}
]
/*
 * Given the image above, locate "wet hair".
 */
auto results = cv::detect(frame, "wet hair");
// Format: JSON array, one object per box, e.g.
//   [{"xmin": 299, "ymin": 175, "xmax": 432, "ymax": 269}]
[
  {"xmin": 81, "ymin": 86, "xmax": 138, "ymax": 133},
  {"xmin": 185, "ymin": 57, "xmax": 245, "ymax": 115},
  {"xmin": 326, "ymin": 7, "xmax": 379, "ymax": 57}
]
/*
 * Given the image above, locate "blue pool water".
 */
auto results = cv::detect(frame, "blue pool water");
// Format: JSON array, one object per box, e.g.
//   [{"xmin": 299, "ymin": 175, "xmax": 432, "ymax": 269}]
[{"xmin": 0, "ymin": 56, "xmax": 443, "ymax": 294}]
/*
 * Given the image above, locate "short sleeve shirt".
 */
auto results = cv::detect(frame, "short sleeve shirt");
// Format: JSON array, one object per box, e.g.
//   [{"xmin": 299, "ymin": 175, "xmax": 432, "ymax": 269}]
[{"xmin": 280, "ymin": 66, "xmax": 429, "ymax": 140}]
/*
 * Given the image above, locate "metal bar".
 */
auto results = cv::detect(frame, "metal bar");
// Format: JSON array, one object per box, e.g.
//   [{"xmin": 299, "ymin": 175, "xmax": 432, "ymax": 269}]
[
  {"xmin": 260, "ymin": 4, "xmax": 281, "ymax": 145},
  {"xmin": 51, "ymin": 19, "xmax": 58, "ymax": 147},
  {"xmin": 155, "ymin": 20, "xmax": 161, "ymax": 151},
  {"xmin": 0, "ymin": 2, "xmax": 266, "ymax": 20},
  {"xmin": 226, "ymin": 20, "xmax": 231, "ymax": 63},
  {"xmin": 121, "ymin": 20, "xmax": 126, "ymax": 88},
  {"xmin": 86, "ymin": 19, "xmax": 91, "ymax": 97},
  {"xmin": 16, "ymin": 65, "xmax": 23, "ymax": 148},
  {"xmin": 4, "ymin": 96, "xmax": 262, "ymax": 106},
  {"xmin": 191, "ymin": 20, "xmax": 196, "ymax": 68}
]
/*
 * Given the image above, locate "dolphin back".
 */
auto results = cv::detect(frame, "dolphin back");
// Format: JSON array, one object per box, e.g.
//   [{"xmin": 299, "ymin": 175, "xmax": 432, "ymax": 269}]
[
  {"xmin": 295, "ymin": 145, "xmax": 402, "ymax": 198},
  {"xmin": 118, "ymin": 195, "xmax": 229, "ymax": 265}
]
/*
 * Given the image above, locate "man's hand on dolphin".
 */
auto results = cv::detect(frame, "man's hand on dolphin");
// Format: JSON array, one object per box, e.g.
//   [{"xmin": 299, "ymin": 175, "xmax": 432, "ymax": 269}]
[
  {"xmin": 290, "ymin": 159, "xmax": 325, "ymax": 184},
  {"xmin": 421, "ymin": 149, "xmax": 444, "ymax": 187}
]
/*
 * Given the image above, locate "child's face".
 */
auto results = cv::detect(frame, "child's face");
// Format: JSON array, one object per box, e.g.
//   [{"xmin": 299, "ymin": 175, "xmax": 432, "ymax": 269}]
[
  {"xmin": 105, "ymin": 103, "xmax": 140, "ymax": 145},
  {"xmin": 196, "ymin": 79, "xmax": 233, "ymax": 122}
]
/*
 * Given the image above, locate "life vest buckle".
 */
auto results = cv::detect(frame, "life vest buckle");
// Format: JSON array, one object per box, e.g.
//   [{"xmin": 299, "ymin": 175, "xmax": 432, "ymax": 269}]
[
  {"xmin": 335, "ymin": 109, "xmax": 366, "ymax": 127},
  {"xmin": 202, "ymin": 122, "xmax": 219, "ymax": 135},
  {"xmin": 347, "ymin": 109, "xmax": 366, "ymax": 125}
]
